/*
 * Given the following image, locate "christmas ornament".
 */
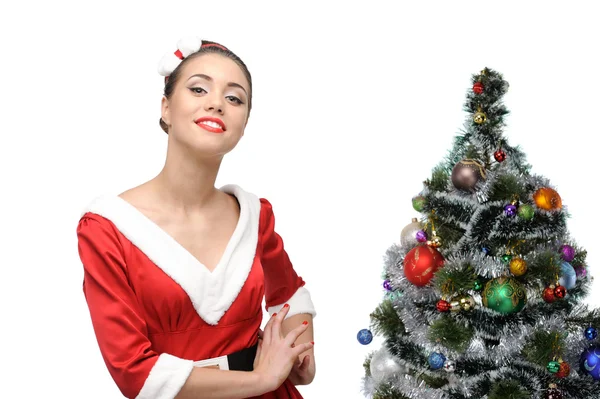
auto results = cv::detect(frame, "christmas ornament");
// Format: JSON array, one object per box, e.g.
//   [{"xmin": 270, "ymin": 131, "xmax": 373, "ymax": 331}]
[
  {"xmin": 427, "ymin": 232, "xmax": 442, "ymax": 248},
  {"xmin": 560, "ymin": 244, "xmax": 575, "ymax": 262},
  {"xmin": 504, "ymin": 203, "xmax": 517, "ymax": 216},
  {"xmin": 416, "ymin": 230, "xmax": 428, "ymax": 243},
  {"xmin": 543, "ymin": 286, "xmax": 557, "ymax": 303},
  {"xmin": 357, "ymin": 329, "xmax": 373, "ymax": 345},
  {"xmin": 547, "ymin": 360, "xmax": 561, "ymax": 373},
  {"xmin": 494, "ymin": 149, "xmax": 507, "ymax": 162},
  {"xmin": 412, "ymin": 195, "xmax": 426, "ymax": 212},
  {"xmin": 473, "ymin": 108, "xmax": 487, "ymax": 124},
  {"xmin": 558, "ymin": 261, "xmax": 577, "ymax": 290},
  {"xmin": 555, "ymin": 361, "xmax": 570, "ymax": 378},
  {"xmin": 369, "ymin": 346, "xmax": 406, "ymax": 383},
  {"xmin": 545, "ymin": 384, "xmax": 563, "ymax": 399},
  {"xmin": 451, "ymin": 159, "xmax": 486, "ymax": 192},
  {"xmin": 585, "ymin": 327, "xmax": 598, "ymax": 340},
  {"xmin": 517, "ymin": 204, "xmax": 535, "ymax": 220},
  {"xmin": 533, "ymin": 187, "xmax": 562, "ymax": 211},
  {"xmin": 383, "ymin": 280, "xmax": 392, "ymax": 291},
  {"xmin": 428, "ymin": 352, "xmax": 446, "ymax": 370},
  {"xmin": 482, "ymin": 247, "xmax": 491, "ymax": 255},
  {"xmin": 403, "ymin": 244, "xmax": 445, "ymax": 287},
  {"xmin": 437, "ymin": 300, "xmax": 451, "ymax": 312},
  {"xmin": 473, "ymin": 278, "xmax": 484, "ymax": 291},
  {"xmin": 443, "ymin": 359, "xmax": 456, "ymax": 372},
  {"xmin": 576, "ymin": 266, "xmax": 587, "ymax": 278},
  {"xmin": 580, "ymin": 344, "xmax": 600, "ymax": 380},
  {"xmin": 387, "ymin": 290, "xmax": 402, "ymax": 301},
  {"xmin": 501, "ymin": 254, "xmax": 513, "ymax": 264},
  {"xmin": 473, "ymin": 82, "xmax": 484, "ymax": 94},
  {"xmin": 400, "ymin": 218, "xmax": 422, "ymax": 247},
  {"xmin": 450, "ymin": 294, "xmax": 476, "ymax": 312},
  {"xmin": 509, "ymin": 257, "xmax": 528, "ymax": 276},
  {"xmin": 554, "ymin": 285, "xmax": 567, "ymax": 299},
  {"xmin": 482, "ymin": 276, "xmax": 527, "ymax": 314}
]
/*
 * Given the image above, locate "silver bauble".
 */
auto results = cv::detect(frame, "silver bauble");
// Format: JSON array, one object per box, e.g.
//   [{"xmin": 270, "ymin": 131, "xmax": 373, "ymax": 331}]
[
  {"xmin": 400, "ymin": 218, "xmax": 422, "ymax": 247},
  {"xmin": 369, "ymin": 346, "xmax": 406, "ymax": 384},
  {"xmin": 443, "ymin": 359, "xmax": 456, "ymax": 372}
]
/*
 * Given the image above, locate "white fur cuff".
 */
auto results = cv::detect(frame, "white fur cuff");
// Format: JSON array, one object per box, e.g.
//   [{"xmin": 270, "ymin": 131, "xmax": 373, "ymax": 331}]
[
  {"xmin": 136, "ymin": 353, "xmax": 194, "ymax": 399},
  {"xmin": 267, "ymin": 287, "xmax": 317, "ymax": 319}
]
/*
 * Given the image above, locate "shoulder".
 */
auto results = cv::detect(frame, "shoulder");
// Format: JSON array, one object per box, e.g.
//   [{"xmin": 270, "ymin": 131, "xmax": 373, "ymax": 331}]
[
  {"xmin": 219, "ymin": 184, "xmax": 277, "ymax": 233},
  {"xmin": 76, "ymin": 194, "xmax": 126, "ymax": 243}
]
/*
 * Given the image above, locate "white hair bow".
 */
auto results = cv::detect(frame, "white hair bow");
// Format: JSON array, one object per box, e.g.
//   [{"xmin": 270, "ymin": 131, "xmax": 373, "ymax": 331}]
[{"xmin": 157, "ymin": 36, "xmax": 203, "ymax": 77}]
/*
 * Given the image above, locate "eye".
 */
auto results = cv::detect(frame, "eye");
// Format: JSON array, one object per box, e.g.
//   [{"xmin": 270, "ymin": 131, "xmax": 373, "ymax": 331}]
[
  {"xmin": 226, "ymin": 95, "xmax": 244, "ymax": 105},
  {"xmin": 189, "ymin": 87, "xmax": 207, "ymax": 95}
]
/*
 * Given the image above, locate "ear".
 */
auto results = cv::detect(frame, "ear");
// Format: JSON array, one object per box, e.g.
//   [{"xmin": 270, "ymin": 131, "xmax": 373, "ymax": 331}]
[{"xmin": 161, "ymin": 96, "xmax": 171, "ymax": 126}]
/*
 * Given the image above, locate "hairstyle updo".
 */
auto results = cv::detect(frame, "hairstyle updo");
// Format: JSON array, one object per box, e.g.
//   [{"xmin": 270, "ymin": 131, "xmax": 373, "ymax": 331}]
[{"xmin": 159, "ymin": 40, "xmax": 253, "ymax": 134}]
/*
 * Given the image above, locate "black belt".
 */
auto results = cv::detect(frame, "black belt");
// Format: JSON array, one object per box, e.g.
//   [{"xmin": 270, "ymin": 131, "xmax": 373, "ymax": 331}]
[{"xmin": 227, "ymin": 343, "xmax": 258, "ymax": 371}]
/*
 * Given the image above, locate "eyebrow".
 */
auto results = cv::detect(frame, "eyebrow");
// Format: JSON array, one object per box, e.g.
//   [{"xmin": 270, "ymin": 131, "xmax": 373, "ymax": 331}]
[{"xmin": 187, "ymin": 73, "xmax": 248, "ymax": 96}]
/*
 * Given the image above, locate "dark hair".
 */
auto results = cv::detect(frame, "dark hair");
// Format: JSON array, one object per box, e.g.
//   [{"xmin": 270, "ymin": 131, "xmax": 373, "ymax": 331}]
[{"xmin": 159, "ymin": 40, "xmax": 253, "ymax": 134}]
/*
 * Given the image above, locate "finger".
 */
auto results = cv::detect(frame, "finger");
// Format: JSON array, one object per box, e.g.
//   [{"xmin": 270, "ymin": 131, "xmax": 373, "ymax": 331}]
[
  {"xmin": 284, "ymin": 320, "xmax": 309, "ymax": 347},
  {"xmin": 271, "ymin": 304, "xmax": 289, "ymax": 339},
  {"xmin": 299, "ymin": 355, "xmax": 310, "ymax": 371},
  {"xmin": 257, "ymin": 329, "xmax": 264, "ymax": 340},
  {"xmin": 292, "ymin": 341, "xmax": 314, "ymax": 358},
  {"xmin": 263, "ymin": 312, "xmax": 277, "ymax": 344}
]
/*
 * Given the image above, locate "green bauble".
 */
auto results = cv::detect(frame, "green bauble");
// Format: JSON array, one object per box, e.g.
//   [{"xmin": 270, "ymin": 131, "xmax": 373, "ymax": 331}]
[
  {"xmin": 412, "ymin": 195, "xmax": 426, "ymax": 212},
  {"xmin": 481, "ymin": 276, "xmax": 527, "ymax": 315},
  {"xmin": 517, "ymin": 204, "xmax": 535, "ymax": 220}
]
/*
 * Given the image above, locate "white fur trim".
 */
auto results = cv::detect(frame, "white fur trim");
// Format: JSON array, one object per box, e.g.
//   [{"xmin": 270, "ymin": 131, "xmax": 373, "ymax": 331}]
[
  {"xmin": 177, "ymin": 36, "xmax": 203, "ymax": 58},
  {"xmin": 81, "ymin": 184, "xmax": 261, "ymax": 325},
  {"xmin": 267, "ymin": 287, "xmax": 317, "ymax": 319},
  {"xmin": 136, "ymin": 353, "xmax": 194, "ymax": 399},
  {"xmin": 157, "ymin": 52, "xmax": 183, "ymax": 76}
]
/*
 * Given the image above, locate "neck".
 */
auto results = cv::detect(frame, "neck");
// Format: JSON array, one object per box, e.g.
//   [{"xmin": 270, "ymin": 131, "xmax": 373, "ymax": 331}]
[{"xmin": 151, "ymin": 143, "xmax": 224, "ymax": 213}]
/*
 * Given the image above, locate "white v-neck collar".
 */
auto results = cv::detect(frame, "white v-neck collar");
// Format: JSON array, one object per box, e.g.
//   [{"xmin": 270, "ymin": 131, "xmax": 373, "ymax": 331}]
[{"xmin": 81, "ymin": 184, "xmax": 262, "ymax": 325}]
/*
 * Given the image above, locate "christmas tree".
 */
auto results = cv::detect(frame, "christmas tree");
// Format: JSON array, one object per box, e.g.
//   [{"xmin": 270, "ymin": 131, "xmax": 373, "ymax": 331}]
[{"xmin": 359, "ymin": 68, "xmax": 600, "ymax": 399}]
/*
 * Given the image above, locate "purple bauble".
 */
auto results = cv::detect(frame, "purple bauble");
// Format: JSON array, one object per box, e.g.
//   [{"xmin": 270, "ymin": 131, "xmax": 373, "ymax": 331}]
[
  {"xmin": 416, "ymin": 230, "xmax": 428, "ymax": 242},
  {"xmin": 383, "ymin": 280, "xmax": 392, "ymax": 291},
  {"xmin": 561, "ymin": 244, "xmax": 576, "ymax": 262},
  {"xmin": 504, "ymin": 204, "xmax": 517, "ymax": 216},
  {"xmin": 576, "ymin": 266, "xmax": 587, "ymax": 279}
]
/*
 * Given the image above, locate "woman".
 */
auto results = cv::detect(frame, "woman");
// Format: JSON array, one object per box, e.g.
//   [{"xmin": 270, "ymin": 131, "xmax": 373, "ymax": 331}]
[{"xmin": 76, "ymin": 37, "xmax": 317, "ymax": 399}]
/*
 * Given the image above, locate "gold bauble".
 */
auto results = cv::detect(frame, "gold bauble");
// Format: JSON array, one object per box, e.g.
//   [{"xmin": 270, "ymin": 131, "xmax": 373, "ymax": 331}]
[
  {"xmin": 509, "ymin": 257, "xmax": 528, "ymax": 277},
  {"xmin": 428, "ymin": 235, "xmax": 443, "ymax": 248},
  {"xmin": 450, "ymin": 294, "xmax": 476, "ymax": 312},
  {"xmin": 533, "ymin": 187, "xmax": 562, "ymax": 211},
  {"xmin": 473, "ymin": 111, "xmax": 487, "ymax": 124}
]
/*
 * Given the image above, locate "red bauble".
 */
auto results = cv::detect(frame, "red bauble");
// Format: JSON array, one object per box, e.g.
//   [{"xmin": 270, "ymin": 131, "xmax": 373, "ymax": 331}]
[
  {"xmin": 555, "ymin": 362, "xmax": 570, "ymax": 378},
  {"xmin": 554, "ymin": 285, "xmax": 567, "ymax": 298},
  {"xmin": 473, "ymin": 82, "xmax": 484, "ymax": 94},
  {"xmin": 403, "ymin": 245, "xmax": 445, "ymax": 286},
  {"xmin": 437, "ymin": 300, "xmax": 451, "ymax": 312},
  {"xmin": 542, "ymin": 287, "xmax": 556, "ymax": 303},
  {"xmin": 494, "ymin": 149, "xmax": 507, "ymax": 162}
]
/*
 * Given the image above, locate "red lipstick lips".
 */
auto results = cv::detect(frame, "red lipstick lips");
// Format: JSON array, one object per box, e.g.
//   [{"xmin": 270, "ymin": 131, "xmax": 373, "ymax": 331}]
[{"xmin": 195, "ymin": 117, "xmax": 226, "ymax": 133}]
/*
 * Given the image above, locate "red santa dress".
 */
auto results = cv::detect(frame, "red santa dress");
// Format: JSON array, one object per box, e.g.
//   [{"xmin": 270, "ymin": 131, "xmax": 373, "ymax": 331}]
[{"xmin": 76, "ymin": 184, "xmax": 316, "ymax": 399}]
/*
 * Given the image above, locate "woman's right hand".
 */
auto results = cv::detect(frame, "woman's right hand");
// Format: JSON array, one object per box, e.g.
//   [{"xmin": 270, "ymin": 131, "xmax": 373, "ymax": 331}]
[{"xmin": 252, "ymin": 304, "xmax": 314, "ymax": 392}]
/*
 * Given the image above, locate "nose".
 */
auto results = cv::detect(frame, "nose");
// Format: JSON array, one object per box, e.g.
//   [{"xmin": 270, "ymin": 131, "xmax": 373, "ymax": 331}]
[{"xmin": 204, "ymin": 91, "xmax": 225, "ymax": 115}]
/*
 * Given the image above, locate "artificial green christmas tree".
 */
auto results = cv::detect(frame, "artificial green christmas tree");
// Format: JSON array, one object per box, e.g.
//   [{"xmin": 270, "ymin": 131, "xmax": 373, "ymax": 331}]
[{"xmin": 360, "ymin": 68, "xmax": 600, "ymax": 399}]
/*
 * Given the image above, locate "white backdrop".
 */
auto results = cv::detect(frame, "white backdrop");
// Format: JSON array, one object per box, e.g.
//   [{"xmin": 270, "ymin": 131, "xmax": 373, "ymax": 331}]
[{"xmin": 2, "ymin": 1, "xmax": 599, "ymax": 398}]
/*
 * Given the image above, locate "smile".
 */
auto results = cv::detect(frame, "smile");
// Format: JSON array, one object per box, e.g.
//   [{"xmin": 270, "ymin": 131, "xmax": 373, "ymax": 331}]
[{"xmin": 195, "ymin": 117, "xmax": 226, "ymax": 133}]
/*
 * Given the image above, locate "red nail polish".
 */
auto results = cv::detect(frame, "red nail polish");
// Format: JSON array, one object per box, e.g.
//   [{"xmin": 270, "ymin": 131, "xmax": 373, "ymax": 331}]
[
  {"xmin": 302, "ymin": 321, "xmax": 308, "ymax": 325},
  {"xmin": 311, "ymin": 341, "xmax": 314, "ymax": 345},
  {"xmin": 284, "ymin": 304, "xmax": 289, "ymax": 308},
  {"xmin": 273, "ymin": 313, "xmax": 277, "ymax": 317}
]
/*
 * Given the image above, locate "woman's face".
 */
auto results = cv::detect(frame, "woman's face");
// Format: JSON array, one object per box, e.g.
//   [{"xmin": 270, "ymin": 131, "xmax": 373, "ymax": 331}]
[{"xmin": 161, "ymin": 53, "xmax": 251, "ymax": 159}]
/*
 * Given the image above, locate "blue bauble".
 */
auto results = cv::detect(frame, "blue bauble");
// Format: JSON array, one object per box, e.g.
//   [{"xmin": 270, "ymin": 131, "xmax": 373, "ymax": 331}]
[
  {"xmin": 580, "ymin": 345, "xmax": 600, "ymax": 380},
  {"xmin": 559, "ymin": 261, "xmax": 577, "ymax": 290},
  {"xmin": 586, "ymin": 327, "xmax": 599, "ymax": 341},
  {"xmin": 357, "ymin": 329, "xmax": 373, "ymax": 345},
  {"xmin": 428, "ymin": 352, "xmax": 446, "ymax": 370}
]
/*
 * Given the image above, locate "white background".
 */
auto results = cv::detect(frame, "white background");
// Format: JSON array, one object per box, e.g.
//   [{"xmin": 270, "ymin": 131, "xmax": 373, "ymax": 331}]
[{"xmin": 2, "ymin": 1, "xmax": 599, "ymax": 398}]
